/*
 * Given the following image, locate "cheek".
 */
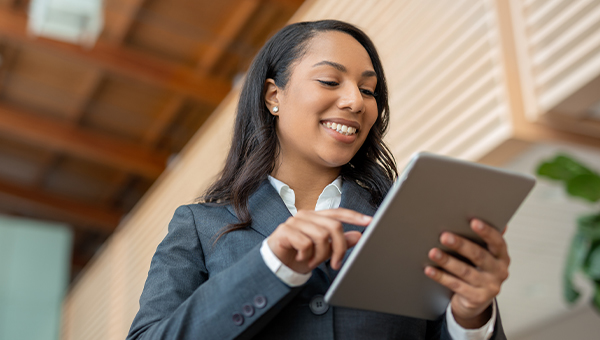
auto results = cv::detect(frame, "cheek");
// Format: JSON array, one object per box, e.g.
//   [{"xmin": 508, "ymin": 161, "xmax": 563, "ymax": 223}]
[
  {"xmin": 287, "ymin": 84, "xmax": 335, "ymax": 111},
  {"xmin": 364, "ymin": 104, "xmax": 379, "ymax": 131}
]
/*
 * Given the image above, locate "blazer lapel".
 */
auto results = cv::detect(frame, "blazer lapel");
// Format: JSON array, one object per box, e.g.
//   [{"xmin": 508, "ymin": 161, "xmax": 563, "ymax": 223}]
[
  {"xmin": 225, "ymin": 179, "xmax": 292, "ymax": 238},
  {"xmin": 339, "ymin": 180, "xmax": 378, "ymax": 232},
  {"xmin": 224, "ymin": 179, "xmax": 378, "ymax": 237},
  {"xmin": 320, "ymin": 180, "xmax": 378, "ymax": 281},
  {"xmin": 224, "ymin": 178, "xmax": 380, "ymax": 282}
]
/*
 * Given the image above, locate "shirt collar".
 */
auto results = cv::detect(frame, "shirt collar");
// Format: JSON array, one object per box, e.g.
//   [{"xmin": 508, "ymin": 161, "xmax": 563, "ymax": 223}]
[
  {"xmin": 267, "ymin": 175, "xmax": 342, "ymax": 206},
  {"xmin": 267, "ymin": 175, "xmax": 290, "ymax": 197},
  {"xmin": 321, "ymin": 176, "xmax": 343, "ymax": 197}
]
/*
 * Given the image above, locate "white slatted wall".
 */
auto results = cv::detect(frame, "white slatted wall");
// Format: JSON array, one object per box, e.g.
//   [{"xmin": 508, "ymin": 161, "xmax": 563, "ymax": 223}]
[
  {"xmin": 512, "ymin": 0, "xmax": 600, "ymax": 118},
  {"xmin": 300, "ymin": 0, "xmax": 513, "ymax": 168}
]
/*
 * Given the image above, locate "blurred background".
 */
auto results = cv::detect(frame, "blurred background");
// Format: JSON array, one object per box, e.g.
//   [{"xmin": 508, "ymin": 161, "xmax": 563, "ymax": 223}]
[{"xmin": 0, "ymin": 0, "xmax": 599, "ymax": 339}]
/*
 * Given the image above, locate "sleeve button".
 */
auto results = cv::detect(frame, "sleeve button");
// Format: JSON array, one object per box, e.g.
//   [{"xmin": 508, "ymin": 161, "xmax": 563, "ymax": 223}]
[
  {"xmin": 232, "ymin": 313, "xmax": 244, "ymax": 326},
  {"xmin": 242, "ymin": 303, "xmax": 255, "ymax": 317},
  {"xmin": 253, "ymin": 295, "xmax": 267, "ymax": 309}
]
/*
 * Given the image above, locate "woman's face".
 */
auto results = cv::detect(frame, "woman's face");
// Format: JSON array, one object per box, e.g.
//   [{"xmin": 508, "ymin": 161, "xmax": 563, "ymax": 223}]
[{"xmin": 266, "ymin": 31, "xmax": 379, "ymax": 171}]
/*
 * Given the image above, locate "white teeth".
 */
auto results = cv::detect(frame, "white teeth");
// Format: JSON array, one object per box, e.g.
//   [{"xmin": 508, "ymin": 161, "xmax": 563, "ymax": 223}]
[{"xmin": 322, "ymin": 122, "xmax": 357, "ymax": 136}]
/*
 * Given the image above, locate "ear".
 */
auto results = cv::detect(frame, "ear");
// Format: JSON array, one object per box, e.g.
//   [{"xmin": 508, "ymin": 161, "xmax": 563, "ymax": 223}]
[{"xmin": 264, "ymin": 78, "xmax": 281, "ymax": 116}]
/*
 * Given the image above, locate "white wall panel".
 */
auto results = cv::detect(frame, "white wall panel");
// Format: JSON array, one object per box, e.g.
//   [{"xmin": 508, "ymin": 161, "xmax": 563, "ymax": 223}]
[
  {"xmin": 297, "ymin": 0, "xmax": 513, "ymax": 167},
  {"xmin": 513, "ymin": 0, "xmax": 600, "ymax": 116}
]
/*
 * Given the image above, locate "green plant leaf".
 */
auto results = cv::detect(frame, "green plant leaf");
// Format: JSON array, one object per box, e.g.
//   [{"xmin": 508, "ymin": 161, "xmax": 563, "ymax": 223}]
[
  {"xmin": 567, "ymin": 174, "xmax": 600, "ymax": 203},
  {"xmin": 537, "ymin": 155, "xmax": 594, "ymax": 182},
  {"xmin": 536, "ymin": 154, "xmax": 600, "ymax": 310},
  {"xmin": 594, "ymin": 281, "xmax": 600, "ymax": 314},
  {"xmin": 564, "ymin": 232, "xmax": 589, "ymax": 304},
  {"xmin": 584, "ymin": 245, "xmax": 600, "ymax": 279},
  {"xmin": 578, "ymin": 213, "xmax": 600, "ymax": 241},
  {"xmin": 565, "ymin": 278, "xmax": 581, "ymax": 304}
]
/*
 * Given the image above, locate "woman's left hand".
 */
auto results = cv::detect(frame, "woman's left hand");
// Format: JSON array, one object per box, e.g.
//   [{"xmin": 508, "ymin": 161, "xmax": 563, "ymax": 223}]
[{"xmin": 424, "ymin": 219, "xmax": 510, "ymax": 329}]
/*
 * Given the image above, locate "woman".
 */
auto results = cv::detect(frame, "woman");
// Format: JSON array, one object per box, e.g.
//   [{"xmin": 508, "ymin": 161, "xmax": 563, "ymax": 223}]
[{"xmin": 128, "ymin": 20, "xmax": 508, "ymax": 339}]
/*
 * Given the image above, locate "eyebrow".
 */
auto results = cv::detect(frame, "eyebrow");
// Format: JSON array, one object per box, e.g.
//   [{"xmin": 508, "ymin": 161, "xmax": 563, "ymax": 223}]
[{"xmin": 312, "ymin": 60, "xmax": 377, "ymax": 78}]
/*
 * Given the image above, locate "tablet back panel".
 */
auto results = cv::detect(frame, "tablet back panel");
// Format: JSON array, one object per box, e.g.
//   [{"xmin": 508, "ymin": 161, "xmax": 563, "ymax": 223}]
[{"xmin": 324, "ymin": 152, "xmax": 535, "ymax": 320}]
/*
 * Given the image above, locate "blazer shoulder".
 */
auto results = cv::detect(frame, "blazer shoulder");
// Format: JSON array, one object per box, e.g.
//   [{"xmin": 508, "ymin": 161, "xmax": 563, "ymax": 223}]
[
  {"xmin": 183, "ymin": 201, "xmax": 232, "ymax": 215},
  {"xmin": 176, "ymin": 202, "xmax": 239, "ymax": 238}
]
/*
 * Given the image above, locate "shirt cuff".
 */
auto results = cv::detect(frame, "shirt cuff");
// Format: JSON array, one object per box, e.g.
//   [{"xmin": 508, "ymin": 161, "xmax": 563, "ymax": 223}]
[
  {"xmin": 260, "ymin": 239, "xmax": 312, "ymax": 287},
  {"xmin": 446, "ymin": 300, "xmax": 497, "ymax": 340}
]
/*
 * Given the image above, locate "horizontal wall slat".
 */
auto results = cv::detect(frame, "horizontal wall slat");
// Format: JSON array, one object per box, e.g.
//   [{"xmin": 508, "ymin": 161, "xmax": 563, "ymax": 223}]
[
  {"xmin": 529, "ymin": 0, "xmax": 594, "ymax": 47},
  {"xmin": 513, "ymin": 0, "xmax": 600, "ymax": 114},
  {"xmin": 526, "ymin": 0, "xmax": 570, "ymax": 31},
  {"xmin": 398, "ymin": 37, "xmax": 492, "ymax": 118},
  {"xmin": 533, "ymin": 2, "xmax": 600, "ymax": 69}
]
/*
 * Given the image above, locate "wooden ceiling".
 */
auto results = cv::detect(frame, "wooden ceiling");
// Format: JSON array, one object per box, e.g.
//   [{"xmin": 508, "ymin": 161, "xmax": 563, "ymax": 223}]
[{"xmin": 0, "ymin": 0, "xmax": 304, "ymax": 280}]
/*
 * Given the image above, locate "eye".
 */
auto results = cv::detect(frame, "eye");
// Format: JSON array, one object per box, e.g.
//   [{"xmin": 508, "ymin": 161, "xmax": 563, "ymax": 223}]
[
  {"xmin": 360, "ymin": 88, "xmax": 377, "ymax": 97},
  {"xmin": 317, "ymin": 80, "xmax": 339, "ymax": 87}
]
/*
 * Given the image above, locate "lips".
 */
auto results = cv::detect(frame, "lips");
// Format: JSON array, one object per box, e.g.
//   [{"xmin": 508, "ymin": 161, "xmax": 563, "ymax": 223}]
[
  {"xmin": 320, "ymin": 118, "xmax": 360, "ymax": 136},
  {"xmin": 321, "ymin": 121, "xmax": 357, "ymax": 135}
]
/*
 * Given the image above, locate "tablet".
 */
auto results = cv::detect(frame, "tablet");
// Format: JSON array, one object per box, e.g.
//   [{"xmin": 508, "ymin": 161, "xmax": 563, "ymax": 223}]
[{"xmin": 324, "ymin": 152, "xmax": 535, "ymax": 320}]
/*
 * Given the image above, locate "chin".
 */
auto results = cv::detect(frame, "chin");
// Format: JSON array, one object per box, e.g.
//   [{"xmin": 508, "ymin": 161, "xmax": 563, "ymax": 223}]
[
  {"xmin": 315, "ymin": 145, "xmax": 361, "ymax": 169},
  {"xmin": 321, "ymin": 155, "xmax": 356, "ymax": 168}
]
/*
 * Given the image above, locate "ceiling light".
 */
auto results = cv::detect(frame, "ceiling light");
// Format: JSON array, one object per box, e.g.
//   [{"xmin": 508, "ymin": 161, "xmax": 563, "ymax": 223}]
[{"xmin": 28, "ymin": 0, "xmax": 104, "ymax": 48}]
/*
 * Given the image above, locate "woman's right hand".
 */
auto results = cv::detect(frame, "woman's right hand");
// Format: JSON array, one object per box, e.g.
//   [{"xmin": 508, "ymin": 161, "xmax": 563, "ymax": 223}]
[{"xmin": 266, "ymin": 208, "xmax": 372, "ymax": 274}]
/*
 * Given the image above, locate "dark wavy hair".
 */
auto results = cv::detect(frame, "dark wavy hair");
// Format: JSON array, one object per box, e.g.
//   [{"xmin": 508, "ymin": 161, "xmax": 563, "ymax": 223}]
[{"xmin": 200, "ymin": 20, "xmax": 398, "ymax": 238}]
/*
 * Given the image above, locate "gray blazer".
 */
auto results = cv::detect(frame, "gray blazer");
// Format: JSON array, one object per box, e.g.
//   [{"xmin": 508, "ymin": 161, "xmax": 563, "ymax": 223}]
[{"xmin": 128, "ymin": 179, "xmax": 506, "ymax": 339}]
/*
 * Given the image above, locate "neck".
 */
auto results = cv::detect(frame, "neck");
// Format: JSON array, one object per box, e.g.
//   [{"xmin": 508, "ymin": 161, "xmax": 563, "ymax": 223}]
[{"xmin": 271, "ymin": 157, "xmax": 340, "ymax": 211}]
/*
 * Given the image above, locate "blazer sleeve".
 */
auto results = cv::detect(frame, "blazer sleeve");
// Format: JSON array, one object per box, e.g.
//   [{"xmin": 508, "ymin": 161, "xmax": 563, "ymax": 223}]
[
  {"xmin": 127, "ymin": 205, "xmax": 296, "ymax": 340},
  {"xmin": 490, "ymin": 302, "xmax": 507, "ymax": 340},
  {"xmin": 424, "ymin": 302, "xmax": 506, "ymax": 340}
]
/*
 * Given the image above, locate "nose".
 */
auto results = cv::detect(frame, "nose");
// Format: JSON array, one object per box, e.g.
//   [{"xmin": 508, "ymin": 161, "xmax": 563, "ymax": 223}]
[{"xmin": 337, "ymin": 83, "xmax": 365, "ymax": 113}]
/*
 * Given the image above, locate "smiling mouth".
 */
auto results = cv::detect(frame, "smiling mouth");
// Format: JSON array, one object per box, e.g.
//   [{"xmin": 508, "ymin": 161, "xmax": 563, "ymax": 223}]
[{"xmin": 321, "ymin": 122, "xmax": 358, "ymax": 136}]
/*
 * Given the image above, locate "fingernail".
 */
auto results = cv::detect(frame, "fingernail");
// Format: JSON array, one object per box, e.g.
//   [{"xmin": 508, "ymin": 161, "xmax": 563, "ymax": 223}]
[
  {"xmin": 362, "ymin": 215, "xmax": 372, "ymax": 221},
  {"xmin": 433, "ymin": 249, "xmax": 442, "ymax": 260},
  {"xmin": 474, "ymin": 220, "xmax": 484, "ymax": 231},
  {"xmin": 444, "ymin": 233, "xmax": 455, "ymax": 245},
  {"xmin": 425, "ymin": 267, "xmax": 436, "ymax": 277}
]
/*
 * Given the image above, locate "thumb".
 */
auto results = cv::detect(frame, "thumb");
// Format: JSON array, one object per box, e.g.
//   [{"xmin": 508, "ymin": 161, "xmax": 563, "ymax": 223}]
[{"xmin": 344, "ymin": 231, "xmax": 362, "ymax": 248}]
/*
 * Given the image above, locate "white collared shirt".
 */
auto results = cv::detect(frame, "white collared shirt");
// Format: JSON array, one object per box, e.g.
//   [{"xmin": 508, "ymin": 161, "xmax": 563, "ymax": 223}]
[{"xmin": 260, "ymin": 176, "xmax": 496, "ymax": 339}]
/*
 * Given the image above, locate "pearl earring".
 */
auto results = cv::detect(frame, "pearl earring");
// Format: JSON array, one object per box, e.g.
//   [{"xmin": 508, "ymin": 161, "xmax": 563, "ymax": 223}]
[{"xmin": 273, "ymin": 106, "xmax": 279, "ymax": 113}]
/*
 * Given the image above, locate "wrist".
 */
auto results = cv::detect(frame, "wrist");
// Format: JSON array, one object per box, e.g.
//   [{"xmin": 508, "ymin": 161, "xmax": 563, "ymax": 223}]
[
  {"xmin": 452, "ymin": 303, "xmax": 493, "ymax": 329},
  {"xmin": 260, "ymin": 239, "xmax": 311, "ymax": 287}
]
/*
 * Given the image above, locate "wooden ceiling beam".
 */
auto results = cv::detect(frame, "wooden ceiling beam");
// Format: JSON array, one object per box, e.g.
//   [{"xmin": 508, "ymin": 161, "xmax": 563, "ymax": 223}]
[
  {"xmin": 0, "ymin": 103, "xmax": 168, "ymax": 178},
  {"xmin": 105, "ymin": 0, "xmax": 147, "ymax": 44},
  {"xmin": 197, "ymin": 0, "xmax": 261, "ymax": 73},
  {"xmin": 0, "ymin": 41, "xmax": 19, "ymax": 95},
  {"xmin": 0, "ymin": 8, "xmax": 231, "ymax": 106},
  {"xmin": 99, "ymin": 172, "xmax": 132, "ymax": 206},
  {"xmin": 32, "ymin": 150, "xmax": 60, "ymax": 187},
  {"xmin": 0, "ymin": 0, "xmax": 17, "ymax": 8},
  {"xmin": 101, "ymin": 94, "xmax": 186, "ymax": 205},
  {"xmin": 33, "ymin": 70, "xmax": 104, "ymax": 194},
  {"xmin": 0, "ymin": 178, "xmax": 121, "ymax": 233},
  {"xmin": 265, "ymin": 0, "xmax": 305, "ymax": 10},
  {"xmin": 143, "ymin": 94, "xmax": 186, "ymax": 146},
  {"xmin": 66, "ymin": 69, "xmax": 104, "ymax": 122}
]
